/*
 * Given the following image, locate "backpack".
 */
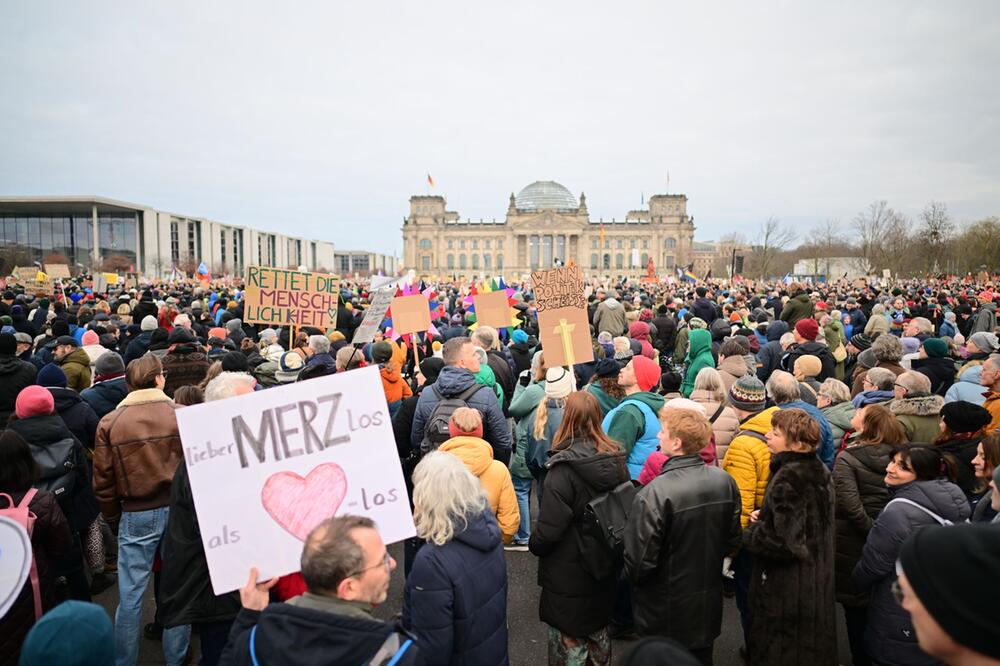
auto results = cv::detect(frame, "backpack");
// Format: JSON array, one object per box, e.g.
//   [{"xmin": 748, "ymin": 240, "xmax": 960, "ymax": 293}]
[
  {"xmin": 578, "ymin": 479, "xmax": 639, "ymax": 580},
  {"xmin": 0, "ymin": 489, "xmax": 42, "ymax": 620},
  {"xmin": 28, "ymin": 436, "xmax": 78, "ymax": 499},
  {"xmin": 884, "ymin": 497, "xmax": 954, "ymax": 525},
  {"xmin": 420, "ymin": 383, "xmax": 483, "ymax": 454},
  {"xmin": 735, "ymin": 428, "xmax": 767, "ymax": 444}
]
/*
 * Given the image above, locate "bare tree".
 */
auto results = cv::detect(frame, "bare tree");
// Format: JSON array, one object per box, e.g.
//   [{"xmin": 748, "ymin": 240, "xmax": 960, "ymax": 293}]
[
  {"xmin": 749, "ymin": 217, "xmax": 796, "ymax": 279},
  {"xmin": 852, "ymin": 201, "xmax": 905, "ymax": 275},
  {"xmin": 917, "ymin": 201, "xmax": 954, "ymax": 273},
  {"xmin": 955, "ymin": 217, "xmax": 1000, "ymax": 274}
]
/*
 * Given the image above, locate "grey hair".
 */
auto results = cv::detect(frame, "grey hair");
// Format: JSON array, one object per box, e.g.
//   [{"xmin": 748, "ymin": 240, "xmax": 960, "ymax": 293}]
[
  {"xmin": 693, "ymin": 367, "xmax": 727, "ymax": 403},
  {"xmin": 909, "ymin": 317, "xmax": 934, "ymax": 334},
  {"xmin": 818, "ymin": 378, "xmax": 851, "ymax": 404},
  {"xmin": 872, "ymin": 334, "xmax": 903, "ymax": 363},
  {"xmin": 300, "ymin": 515, "xmax": 376, "ymax": 595},
  {"xmin": 766, "ymin": 370, "xmax": 801, "ymax": 405},
  {"xmin": 779, "ymin": 332, "xmax": 796, "ymax": 348},
  {"xmin": 896, "ymin": 371, "xmax": 931, "ymax": 394},
  {"xmin": 173, "ymin": 313, "xmax": 191, "ymax": 328},
  {"xmin": 204, "ymin": 371, "xmax": 256, "ymax": 402},
  {"xmin": 308, "ymin": 334, "xmax": 330, "ymax": 354},
  {"xmin": 472, "ymin": 326, "xmax": 499, "ymax": 351},
  {"xmin": 335, "ymin": 345, "xmax": 363, "ymax": 371},
  {"xmin": 866, "ymin": 367, "xmax": 897, "ymax": 391},
  {"xmin": 412, "ymin": 451, "xmax": 489, "ymax": 547}
]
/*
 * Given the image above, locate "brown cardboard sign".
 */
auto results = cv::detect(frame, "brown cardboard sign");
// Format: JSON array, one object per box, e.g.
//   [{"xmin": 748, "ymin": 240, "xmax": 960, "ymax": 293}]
[
  {"xmin": 390, "ymin": 294, "xmax": 432, "ymax": 335},
  {"xmin": 243, "ymin": 266, "xmax": 341, "ymax": 328},
  {"xmin": 531, "ymin": 265, "xmax": 593, "ymax": 367},
  {"xmin": 472, "ymin": 290, "xmax": 513, "ymax": 329},
  {"xmin": 46, "ymin": 264, "xmax": 71, "ymax": 279}
]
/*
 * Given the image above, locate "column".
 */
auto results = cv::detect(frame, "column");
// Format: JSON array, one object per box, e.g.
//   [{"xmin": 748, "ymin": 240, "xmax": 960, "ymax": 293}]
[{"xmin": 91, "ymin": 204, "xmax": 100, "ymax": 268}]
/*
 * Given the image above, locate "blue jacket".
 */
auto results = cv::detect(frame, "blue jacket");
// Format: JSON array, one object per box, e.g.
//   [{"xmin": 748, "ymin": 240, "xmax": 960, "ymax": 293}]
[
  {"xmin": 124, "ymin": 331, "xmax": 153, "ymax": 365},
  {"xmin": 410, "ymin": 366, "xmax": 512, "ymax": 464},
  {"xmin": 81, "ymin": 377, "xmax": 129, "ymax": 419},
  {"xmin": 781, "ymin": 400, "xmax": 835, "ymax": 469},
  {"xmin": 403, "ymin": 510, "xmax": 508, "ymax": 666},
  {"xmin": 944, "ymin": 364, "xmax": 986, "ymax": 406}
]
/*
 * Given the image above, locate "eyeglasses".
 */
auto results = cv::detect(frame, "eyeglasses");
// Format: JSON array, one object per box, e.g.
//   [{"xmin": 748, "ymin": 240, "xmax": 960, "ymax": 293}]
[{"xmin": 346, "ymin": 551, "xmax": 392, "ymax": 579}]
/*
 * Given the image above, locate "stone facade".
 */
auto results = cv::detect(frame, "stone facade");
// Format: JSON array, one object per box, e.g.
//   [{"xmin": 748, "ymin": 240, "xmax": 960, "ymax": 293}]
[{"xmin": 401, "ymin": 181, "xmax": 695, "ymax": 279}]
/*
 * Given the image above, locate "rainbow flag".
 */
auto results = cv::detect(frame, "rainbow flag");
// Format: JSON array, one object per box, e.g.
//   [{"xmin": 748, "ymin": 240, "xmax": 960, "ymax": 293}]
[{"xmin": 681, "ymin": 266, "xmax": 698, "ymax": 282}]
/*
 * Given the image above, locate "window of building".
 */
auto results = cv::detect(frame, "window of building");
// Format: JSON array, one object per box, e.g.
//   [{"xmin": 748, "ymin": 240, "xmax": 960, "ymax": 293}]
[
  {"xmin": 630, "ymin": 239, "xmax": 636, "ymax": 250},
  {"xmin": 220, "ymin": 230, "xmax": 227, "ymax": 267},
  {"xmin": 542, "ymin": 235, "xmax": 553, "ymax": 267},
  {"xmin": 472, "ymin": 254, "xmax": 479, "ymax": 270},
  {"xmin": 447, "ymin": 254, "xmax": 455, "ymax": 269},
  {"xmin": 665, "ymin": 238, "xmax": 676, "ymax": 249},
  {"xmin": 555, "ymin": 235, "xmax": 565, "ymax": 264},
  {"xmin": 472, "ymin": 240, "xmax": 478, "ymax": 250},
  {"xmin": 421, "ymin": 255, "xmax": 430, "ymax": 270},
  {"xmin": 497, "ymin": 239, "xmax": 503, "ymax": 250},
  {"xmin": 460, "ymin": 254, "xmax": 467, "ymax": 269},
  {"xmin": 641, "ymin": 253, "xmax": 649, "ymax": 267},
  {"xmin": 171, "ymin": 220, "xmax": 180, "ymax": 265},
  {"xmin": 603, "ymin": 253, "xmax": 611, "ymax": 269},
  {"xmin": 485, "ymin": 240, "xmax": 491, "ymax": 250},
  {"xmin": 591, "ymin": 237, "xmax": 598, "ymax": 249},
  {"xmin": 615, "ymin": 253, "xmax": 624, "ymax": 269},
  {"xmin": 590, "ymin": 253, "xmax": 598, "ymax": 269},
  {"xmin": 496, "ymin": 254, "xmax": 503, "ymax": 269},
  {"xmin": 419, "ymin": 239, "xmax": 432, "ymax": 250},
  {"xmin": 616, "ymin": 239, "xmax": 623, "ymax": 249},
  {"xmin": 460, "ymin": 239, "xmax": 466, "ymax": 250},
  {"xmin": 664, "ymin": 254, "xmax": 675, "ymax": 268},
  {"xmin": 483, "ymin": 254, "xmax": 491, "ymax": 269},
  {"xmin": 529, "ymin": 235, "xmax": 539, "ymax": 269}
]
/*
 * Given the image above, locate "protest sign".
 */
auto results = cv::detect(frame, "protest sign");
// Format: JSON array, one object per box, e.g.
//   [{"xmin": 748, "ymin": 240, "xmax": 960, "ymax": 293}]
[
  {"xmin": 103, "ymin": 272, "xmax": 120, "ymax": 285},
  {"xmin": 45, "ymin": 263, "xmax": 71, "ymax": 279},
  {"xmin": 243, "ymin": 266, "xmax": 341, "ymax": 328},
  {"xmin": 176, "ymin": 366, "xmax": 415, "ymax": 594},
  {"xmin": 472, "ymin": 290, "xmax": 514, "ymax": 329},
  {"xmin": 0, "ymin": 516, "xmax": 32, "ymax": 620},
  {"xmin": 390, "ymin": 294, "xmax": 432, "ymax": 335},
  {"xmin": 352, "ymin": 287, "xmax": 395, "ymax": 345},
  {"xmin": 93, "ymin": 274, "xmax": 108, "ymax": 294},
  {"xmin": 531, "ymin": 265, "xmax": 593, "ymax": 367}
]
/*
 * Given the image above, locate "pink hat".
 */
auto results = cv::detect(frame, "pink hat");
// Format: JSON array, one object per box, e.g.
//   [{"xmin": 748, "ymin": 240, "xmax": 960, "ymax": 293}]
[
  {"xmin": 82, "ymin": 330, "xmax": 99, "ymax": 346},
  {"xmin": 15, "ymin": 385, "xmax": 55, "ymax": 419},
  {"xmin": 209, "ymin": 327, "xmax": 228, "ymax": 340}
]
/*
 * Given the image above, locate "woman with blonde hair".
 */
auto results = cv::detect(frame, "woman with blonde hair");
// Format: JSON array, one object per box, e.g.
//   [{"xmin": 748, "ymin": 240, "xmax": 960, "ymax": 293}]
[
  {"xmin": 403, "ymin": 451, "xmax": 508, "ymax": 665},
  {"xmin": 524, "ymin": 367, "xmax": 575, "ymax": 493},
  {"xmin": 817, "ymin": 378, "xmax": 855, "ymax": 445},
  {"xmin": 689, "ymin": 367, "xmax": 738, "ymax": 463}
]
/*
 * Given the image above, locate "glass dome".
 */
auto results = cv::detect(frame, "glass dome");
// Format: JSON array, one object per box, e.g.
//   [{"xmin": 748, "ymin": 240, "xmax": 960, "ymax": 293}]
[{"xmin": 514, "ymin": 181, "xmax": 577, "ymax": 211}]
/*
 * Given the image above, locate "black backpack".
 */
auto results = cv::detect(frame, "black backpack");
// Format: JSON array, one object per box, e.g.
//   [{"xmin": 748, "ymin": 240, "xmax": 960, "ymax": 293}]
[
  {"xmin": 29, "ymin": 436, "xmax": 78, "ymax": 498},
  {"xmin": 420, "ymin": 383, "xmax": 483, "ymax": 454},
  {"xmin": 578, "ymin": 479, "xmax": 638, "ymax": 580}
]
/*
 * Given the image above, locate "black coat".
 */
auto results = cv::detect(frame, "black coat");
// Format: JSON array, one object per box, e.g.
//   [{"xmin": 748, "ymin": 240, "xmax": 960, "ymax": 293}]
[
  {"xmin": 49, "ymin": 387, "xmax": 100, "ymax": 452},
  {"xmin": 690, "ymin": 297, "xmax": 718, "ymax": 324},
  {"xmin": 130, "ymin": 299, "xmax": 158, "ymax": 326},
  {"xmin": 651, "ymin": 315, "xmax": 677, "ymax": 356},
  {"xmin": 124, "ymin": 331, "xmax": 152, "ymax": 365},
  {"xmin": 853, "ymin": 480, "xmax": 970, "ymax": 666},
  {"xmin": 158, "ymin": 463, "xmax": 240, "ymax": 628},
  {"xmin": 81, "ymin": 377, "xmax": 129, "ymax": 419},
  {"xmin": 781, "ymin": 340, "xmax": 836, "ymax": 382},
  {"xmin": 935, "ymin": 436, "xmax": 982, "ymax": 499},
  {"xmin": 742, "ymin": 451, "xmax": 836, "ymax": 666},
  {"xmin": 832, "ymin": 443, "xmax": 893, "ymax": 606},
  {"xmin": 0, "ymin": 354, "xmax": 37, "ymax": 427},
  {"xmin": 911, "ymin": 356, "xmax": 956, "ymax": 396},
  {"xmin": 486, "ymin": 350, "xmax": 515, "ymax": 414},
  {"xmin": 625, "ymin": 454, "xmax": 742, "ymax": 649},
  {"xmin": 528, "ymin": 441, "xmax": 629, "ymax": 636},
  {"xmin": 508, "ymin": 342, "xmax": 534, "ymax": 377}
]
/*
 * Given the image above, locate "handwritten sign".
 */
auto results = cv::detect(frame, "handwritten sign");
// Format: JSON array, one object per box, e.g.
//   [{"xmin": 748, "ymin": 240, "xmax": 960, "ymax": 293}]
[
  {"xmin": 390, "ymin": 294, "xmax": 432, "ymax": 335},
  {"xmin": 531, "ymin": 266, "xmax": 593, "ymax": 367},
  {"xmin": 176, "ymin": 366, "xmax": 415, "ymax": 594},
  {"xmin": 0, "ymin": 516, "xmax": 32, "ymax": 620},
  {"xmin": 45, "ymin": 264, "xmax": 71, "ymax": 279},
  {"xmin": 352, "ymin": 287, "xmax": 395, "ymax": 345},
  {"xmin": 244, "ymin": 266, "xmax": 341, "ymax": 328},
  {"xmin": 473, "ymin": 290, "xmax": 514, "ymax": 329}
]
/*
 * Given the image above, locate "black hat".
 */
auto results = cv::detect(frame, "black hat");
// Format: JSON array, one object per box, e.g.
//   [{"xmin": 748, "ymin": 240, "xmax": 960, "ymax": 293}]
[
  {"xmin": 0, "ymin": 332, "xmax": 16, "ymax": 356},
  {"xmin": 55, "ymin": 335, "xmax": 78, "ymax": 347},
  {"xmin": 594, "ymin": 358, "xmax": 620, "ymax": 379},
  {"xmin": 167, "ymin": 327, "xmax": 196, "ymax": 344},
  {"xmin": 50, "ymin": 319, "xmax": 70, "ymax": 337},
  {"xmin": 940, "ymin": 401, "xmax": 992, "ymax": 434},
  {"xmin": 618, "ymin": 637, "xmax": 702, "ymax": 666},
  {"xmin": 419, "ymin": 357, "xmax": 445, "ymax": 384}
]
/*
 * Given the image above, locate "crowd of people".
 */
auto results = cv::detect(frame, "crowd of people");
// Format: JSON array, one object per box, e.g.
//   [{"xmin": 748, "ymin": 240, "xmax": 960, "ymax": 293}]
[{"xmin": 1, "ymin": 273, "xmax": 1000, "ymax": 666}]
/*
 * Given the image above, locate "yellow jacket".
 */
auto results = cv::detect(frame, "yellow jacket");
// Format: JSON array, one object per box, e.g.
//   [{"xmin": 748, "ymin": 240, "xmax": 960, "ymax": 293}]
[
  {"xmin": 721, "ymin": 406, "xmax": 778, "ymax": 528},
  {"xmin": 440, "ymin": 436, "xmax": 520, "ymax": 542}
]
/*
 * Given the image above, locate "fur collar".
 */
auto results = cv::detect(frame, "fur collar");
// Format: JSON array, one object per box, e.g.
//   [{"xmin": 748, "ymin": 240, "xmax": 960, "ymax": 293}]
[
  {"xmin": 118, "ymin": 388, "xmax": 174, "ymax": 408},
  {"xmin": 889, "ymin": 393, "xmax": 944, "ymax": 417}
]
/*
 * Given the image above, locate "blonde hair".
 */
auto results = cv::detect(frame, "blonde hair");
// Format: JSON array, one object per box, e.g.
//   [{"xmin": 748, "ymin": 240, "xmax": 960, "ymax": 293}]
[
  {"xmin": 450, "ymin": 407, "xmax": 482, "ymax": 433},
  {"xmin": 412, "ymin": 452, "xmax": 489, "ymax": 546},
  {"xmin": 693, "ymin": 367, "xmax": 727, "ymax": 403},
  {"xmin": 533, "ymin": 397, "xmax": 566, "ymax": 440},
  {"xmin": 818, "ymin": 378, "xmax": 851, "ymax": 404}
]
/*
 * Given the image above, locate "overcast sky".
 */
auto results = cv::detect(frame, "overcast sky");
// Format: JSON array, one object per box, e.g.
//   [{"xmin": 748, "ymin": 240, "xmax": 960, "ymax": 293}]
[{"xmin": 2, "ymin": 2, "xmax": 998, "ymax": 255}]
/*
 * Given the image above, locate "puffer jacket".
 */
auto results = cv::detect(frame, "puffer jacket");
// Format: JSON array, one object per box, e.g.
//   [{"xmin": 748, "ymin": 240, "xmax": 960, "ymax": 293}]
[
  {"xmin": 820, "ymin": 400, "xmax": 855, "ymax": 445},
  {"xmin": 529, "ymin": 440, "xmax": 629, "ymax": 637},
  {"xmin": 721, "ymin": 407, "xmax": 777, "ymax": 527},
  {"xmin": 889, "ymin": 393, "xmax": 944, "ymax": 444},
  {"xmin": 0, "ymin": 354, "xmax": 38, "ymax": 427},
  {"xmin": 944, "ymin": 364, "xmax": 986, "ymax": 405},
  {"xmin": 625, "ymin": 454, "xmax": 741, "ymax": 649},
  {"xmin": 81, "ymin": 377, "xmax": 129, "ymax": 419},
  {"xmin": 832, "ymin": 443, "xmax": 893, "ymax": 606},
  {"xmin": 57, "ymin": 347, "xmax": 92, "ymax": 392},
  {"xmin": 92, "ymin": 388, "xmax": 183, "ymax": 527},
  {"xmin": 403, "ymin": 510, "xmax": 508, "ymax": 666},
  {"xmin": 681, "ymin": 329, "xmax": 714, "ymax": 397},
  {"xmin": 161, "ymin": 344, "xmax": 210, "ymax": 398},
  {"xmin": 779, "ymin": 293, "xmax": 814, "ymax": 326},
  {"xmin": 440, "ymin": 436, "xmax": 519, "ymax": 542},
  {"xmin": 689, "ymin": 390, "xmax": 739, "ymax": 461},
  {"xmin": 853, "ymin": 479, "xmax": 970, "ymax": 666}
]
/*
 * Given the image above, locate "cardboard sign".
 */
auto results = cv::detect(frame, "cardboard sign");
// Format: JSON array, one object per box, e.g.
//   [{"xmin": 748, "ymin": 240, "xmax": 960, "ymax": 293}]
[
  {"xmin": 45, "ymin": 263, "xmax": 71, "ymax": 279},
  {"xmin": 176, "ymin": 366, "xmax": 415, "ymax": 594},
  {"xmin": 0, "ymin": 516, "xmax": 32, "ymax": 620},
  {"xmin": 352, "ymin": 287, "xmax": 395, "ymax": 345},
  {"xmin": 93, "ymin": 274, "xmax": 108, "ymax": 294},
  {"xmin": 390, "ymin": 294, "xmax": 432, "ymax": 335},
  {"xmin": 473, "ymin": 290, "xmax": 513, "ymax": 329},
  {"xmin": 244, "ymin": 266, "xmax": 341, "ymax": 328},
  {"xmin": 531, "ymin": 266, "xmax": 594, "ymax": 367}
]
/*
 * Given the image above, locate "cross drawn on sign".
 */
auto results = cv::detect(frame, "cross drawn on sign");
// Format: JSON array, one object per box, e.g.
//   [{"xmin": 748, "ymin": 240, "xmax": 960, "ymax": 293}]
[{"xmin": 553, "ymin": 318, "xmax": 576, "ymax": 366}]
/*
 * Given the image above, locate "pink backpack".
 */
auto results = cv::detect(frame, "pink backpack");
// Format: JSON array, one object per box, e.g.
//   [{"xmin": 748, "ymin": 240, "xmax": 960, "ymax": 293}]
[{"xmin": 0, "ymin": 489, "xmax": 42, "ymax": 620}]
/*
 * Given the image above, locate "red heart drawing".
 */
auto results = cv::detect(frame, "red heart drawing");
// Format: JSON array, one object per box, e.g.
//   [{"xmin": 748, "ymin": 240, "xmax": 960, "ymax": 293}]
[{"xmin": 261, "ymin": 463, "xmax": 348, "ymax": 541}]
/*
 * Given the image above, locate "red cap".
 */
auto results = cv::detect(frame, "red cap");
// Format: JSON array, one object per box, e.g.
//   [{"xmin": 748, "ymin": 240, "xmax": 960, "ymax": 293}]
[
  {"xmin": 631, "ymin": 356, "xmax": 661, "ymax": 392},
  {"xmin": 795, "ymin": 318, "xmax": 820, "ymax": 341},
  {"xmin": 16, "ymin": 385, "xmax": 54, "ymax": 419}
]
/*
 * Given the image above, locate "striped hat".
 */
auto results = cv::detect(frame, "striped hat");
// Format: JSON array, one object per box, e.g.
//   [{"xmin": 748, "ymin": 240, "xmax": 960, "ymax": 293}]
[{"xmin": 729, "ymin": 375, "xmax": 767, "ymax": 412}]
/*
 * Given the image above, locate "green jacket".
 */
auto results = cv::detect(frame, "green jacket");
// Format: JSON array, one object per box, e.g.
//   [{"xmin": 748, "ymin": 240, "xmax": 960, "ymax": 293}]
[
  {"xmin": 681, "ymin": 329, "xmax": 714, "ymax": 398},
  {"xmin": 605, "ymin": 390, "xmax": 664, "ymax": 456},
  {"xmin": 780, "ymin": 293, "xmax": 814, "ymax": 326},
  {"xmin": 586, "ymin": 382, "xmax": 622, "ymax": 418},
  {"xmin": 58, "ymin": 347, "xmax": 93, "ymax": 392},
  {"xmin": 509, "ymin": 380, "xmax": 544, "ymax": 479}
]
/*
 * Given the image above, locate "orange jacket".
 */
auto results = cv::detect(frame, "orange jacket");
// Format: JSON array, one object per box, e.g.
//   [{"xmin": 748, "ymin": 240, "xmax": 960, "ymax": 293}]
[{"xmin": 380, "ymin": 365, "xmax": 413, "ymax": 404}]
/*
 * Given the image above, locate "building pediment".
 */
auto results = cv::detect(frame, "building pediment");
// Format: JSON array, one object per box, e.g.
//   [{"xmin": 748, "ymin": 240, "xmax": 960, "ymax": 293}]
[{"xmin": 507, "ymin": 210, "xmax": 589, "ymax": 231}]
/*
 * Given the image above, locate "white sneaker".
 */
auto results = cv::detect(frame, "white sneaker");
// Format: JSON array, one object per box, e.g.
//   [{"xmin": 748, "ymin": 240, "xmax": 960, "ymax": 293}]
[{"xmin": 504, "ymin": 542, "xmax": 529, "ymax": 552}]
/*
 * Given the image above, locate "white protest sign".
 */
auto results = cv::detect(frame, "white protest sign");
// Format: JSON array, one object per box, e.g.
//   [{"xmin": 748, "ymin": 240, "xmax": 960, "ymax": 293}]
[
  {"xmin": 352, "ymin": 287, "xmax": 395, "ymax": 345},
  {"xmin": 0, "ymin": 515, "xmax": 32, "ymax": 620},
  {"xmin": 176, "ymin": 366, "xmax": 415, "ymax": 594}
]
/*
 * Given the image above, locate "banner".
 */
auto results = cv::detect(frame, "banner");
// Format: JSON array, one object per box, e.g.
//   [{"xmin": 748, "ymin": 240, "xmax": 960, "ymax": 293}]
[
  {"xmin": 531, "ymin": 265, "xmax": 593, "ymax": 367},
  {"xmin": 0, "ymin": 516, "xmax": 32, "ymax": 620},
  {"xmin": 176, "ymin": 366, "xmax": 415, "ymax": 594},
  {"xmin": 352, "ymin": 287, "xmax": 395, "ymax": 345},
  {"xmin": 243, "ymin": 266, "xmax": 341, "ymax": 328}
]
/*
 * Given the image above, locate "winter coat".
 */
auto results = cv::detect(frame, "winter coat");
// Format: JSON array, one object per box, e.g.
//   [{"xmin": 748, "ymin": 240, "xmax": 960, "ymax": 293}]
[
  {"xmin": 585, "ymin": 382, "xmax": 622, "ymax": 418},
  {"xmin": 629, "ymin": 322, "xmax": 656, "ymax": 359},
  {"xmin": 411, "ymin": 366, "xmax": 512, "ymax": 464},
  {"xmin": 935, "ymin": 435, "xmax": 982, "ymax": 499},
  {"xmin": 780, "ymin": 399, "xmax": 835, "ymax": 469},
  {"xmin": 92, "ymin": 388, "xmax": 183, "ymax": 527},
  {"xmin": 681, "ymin": 329, "xmax": 714, "ymax": 397},
  {"xmin": 305, "ymin": 352, "xmax": 337, "ymax": 374},
  {"xmin": 528, "ymin": 440, "xmax": 629, "ymax": 636},
  {"xmin": 911, "ymin": 356, "xmax": 956, "ymax": 397},
  {"xmin": 524, "ymin": 399, "xmax": 566, "ymax": 480},
  {"xmin": 673, "ymin": 326, "xmax": 690, "ymax": 366},
  {"xmin": 689, "ymin": 390, "xmax": 739, "ymax": 461},
  {"xmin": 161, "ymin": 344, "xmax": 210, "ymax": 398},
  {"xmin": 853, "ymin": 479, "xmax": 970, "ymax": 666},
  {"xmin": 779, "ymin": 293, "xmax": 814, "ymax": 326},
  {"xmin": 717, "ymin": 355, "xmax": 750, "ymax": 394},
  {"xmin": 485, "ymin": 350, "xmax": 515, "ymax": 414},
  {"xmin": 48, "ymin": 386, "xmax": 100, "ymax": 452},
  {"xmin": 379, "ymin": 364, "xmax": 413, "ymax": 412},
  {"xmin": 508, "ymin": 380, "xmax": 545, "ymax": 480},
  {"xmin": 592, "ymin": 298, "xmax": 628, "ymax": 336},
  {"xmin": 158, "ymin": 462, "xmax": 240, "ymax": 628},
  {"xmin": 81, "ymin": 377, "xmax": 129, "ymax": 419},
  {"xmin": 863, "ymin": 305, "xmax": 891, "ymax": 338},
  {"xmin": 832, "ymin": 443, "xmax": 893, "ymax": 606},
  {"xmin": 403, "ymin": 510, "xmax": 508, "ymax": 666},
  {"xmin": 970, "ymin": 301, "xmax": 997, "ymax": 334},
  {"xmin": 625, "ymin": 455, "xmax": 742, "ymax": 649},
  {"xmin": 944, "ymin": 364, "xmax": 986, "ymax": 405},
  {"xmin": 56, "ymin": 347, "xmax": 92, "ymax": 392},
  {"xmin": 781, "ymin": 340, "xmax": 836, "ymax": 383},
  {"xmin": 440, "ymin": 436, "xmax": 519, "ymax": 542},
  {"xmin": 0, "ymin": 489, "xmax": 72, "ymax": 666},
  {"xmin": 8, "ymin": 414, "xmax": 100, "ymax": 532},
  {"xmin": 651, "ymin": 315, "xmax": 677, "ymax": 355},
  {"xmin": 603, "ymin": 391, "xmax": 665, "ymax": 478},
  {"xmin": 743, "ymin": 451, "xmax": 837, "ymax": 666},
  {"xmin": 820, "ymin": 400, "xmax": 855, "ymax": 445},
  {"xmin": 985, "ymin": 390, "xmax": 1000, "ymax": 434},
  {"xmin": 123, "ymin": 331, "xmax": 152, "ymax": 365},
  {"xmin": 508, "ymin": 342, "xmax": 534, "ymax": 376},
  {"xmin": 889, "ymin": 393, "xmax": 944, "ymax": 444},
  {"xmin": 721, "ymin": 407, "xmax": 776, "ymax": 528},
  {"xmin": 755, "ymin": 321, "xmax": 790, "ymax": 382},
  {"xmin": 0, "ymin": 354, "xmax": 37, "ymax": 427}
]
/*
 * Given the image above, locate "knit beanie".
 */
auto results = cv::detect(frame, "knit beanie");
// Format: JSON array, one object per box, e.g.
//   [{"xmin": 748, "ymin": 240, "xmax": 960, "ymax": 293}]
[
  {"xmin": 511, "ymin": 329, "xmax": 528, "ymax": 344},
  {"xmin": 544, "ymin": 367, "xmax": 575, "ymax": 399},
  {"xmin": 921, "ymin": 338, "xmax": 948, "ymax": 359},
  {"xmin": 940, "ymin": 401, "xmax": 992, "ymax": 434},
  {"xmin": 81, "ymin": 330, "xmax": 99, "ymax": 346},
  {"xmin": 50, "ymin": 319, "xmax": 69, "ymax": 337},
  {"xmin": 16, "ymin": 385, "xmax": 55, "ymax": 418},
  {"xmin": 794, "ymin": 318, "xmax": 820, "ymax": 341},
  {"xmin": 141, "ymin": 315, "xmax": 157, "ymax": 331},
  {"xmin": 95, "ymin": 352, "xmax": 126, "ymax": 377},
  {"xmin": 0, "ymin": 332, "xmax": 15, "ymax": 356},
  {"xmin": 19, "ymin": 600, "xmax": 114, "ymax": 666},
  {"xmin": 371, "ymin": 341, "xmax": 394, "ymax": 364},
  {"xmin": 898, "ymin": 523, "xmax": 1000, "ymax": 660},
  {"xmin": 630, "ymin": 356, "xmax": 660, "ymax": 393},
  {"xmin": 856, "ymin": 348, "xmax": 877, "ymax": 370},
  {"xmin": 594, "ymin": 358, "xmax": 620, "ymax": 379},
  {"xmin": 36, "ymin": 363, "xmax": 68, "ymax": 389},
  {"xmin": 419, "ymin": 357, "xmax": 445, "ymax": 384},
  {"xmin": 969, "ymin": 331, "xmax": 999, "ymax": 353},
  {"xmin": 849, "ymin": 334, "xmax": 872, "ymax": 351},
  {"xmin": 209, "ymin": 327, "xmax": 228, "ymax": 340},
  {"xmin": 793, "ymin": 355, "xmax": 823, "ymax": 380},
  {"xmin": 729, "ymin": 375, "xmax": 766, "ymax": 412}
]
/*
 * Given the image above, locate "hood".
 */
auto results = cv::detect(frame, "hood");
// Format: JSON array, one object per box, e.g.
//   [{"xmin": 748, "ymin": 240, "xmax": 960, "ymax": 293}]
[
  {"xmin": 709, "ymin": 318, "xmax": 732, "ymax": 340},
  {"xmin": 602, "ymin": 297, "xmax": 621, "ymax": 310},
  {"xmin": 792, "ymin": 293, "xmax": 811, "ymax": 305},
  {"xmin": 739, "ymin": 405, "xmax": 780, "ymax": 435},
  {"xmin": 453, "ymin": 509, "xmax": 502, "ymax": 553},
  {"xmin": 59, "ymin": 347, "xmax": 91, "ymax": 367},
  {"xmin": 49, "ymin": 386, "xmax": 84, "ymax": 412},
  {"xmin": 871, "ymin": 303, "xmax": 885, "ymax": 316},
  {"xmin": 889, "ymin": 393, "xmax": 945, "ymax": 417},
  {"xmin": 892, "ymin": 479, "xmax": 971, "ymax": 522},
  {"xmin": 687, "ymin": 328, "xmax": 712, "ymax": 359},
  {"xmin": 440, "ymin": 436, "xmax": 493, "ymax": 476},
  {"xmin": 628, "ymin": 321, "xmax": 650, "ymax": 340},
  {"xmin": 0, "ymin": 354, "xmax": 29, "ymax": 375},
  {"xmin": 547, "ymin": 439, "xmax": 629, "ymax": 489},
  {"xmin": 624, "ymin": 390, "xmax": 665, "ymax": 414},
  {"xmin": 168, "ymin": 343, "xmax": 205, "ymax": 357},
  {"xmin": 380, "ymin": 364, "xmax": 403, "ymax": 384},
  {"xmin": 435, "ymin": 365, "xmax": 479, "ymax": 396},
  {"xmin": 718, "ymin": 355, "xmax": 748, "ymax": 377},
  {"xmin": 957, "ymin": 364, "xmax": 984, "ymax": 384},
  {"xmin": 844, "ymin": 442, "xmax": 894, "ymax": 473}
]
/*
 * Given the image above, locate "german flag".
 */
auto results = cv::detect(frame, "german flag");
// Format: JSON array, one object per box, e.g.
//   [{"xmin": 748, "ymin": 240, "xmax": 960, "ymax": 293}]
[{"xmin": 427, "ymin": 174, "xmax": 435, "ymax": 188}]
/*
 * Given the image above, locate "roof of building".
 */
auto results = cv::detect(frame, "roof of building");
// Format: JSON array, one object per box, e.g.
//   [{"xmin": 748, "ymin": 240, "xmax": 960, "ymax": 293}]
[{"xmin": 514, "ymin": 181, "xmax": 578, "ymax": 211}]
